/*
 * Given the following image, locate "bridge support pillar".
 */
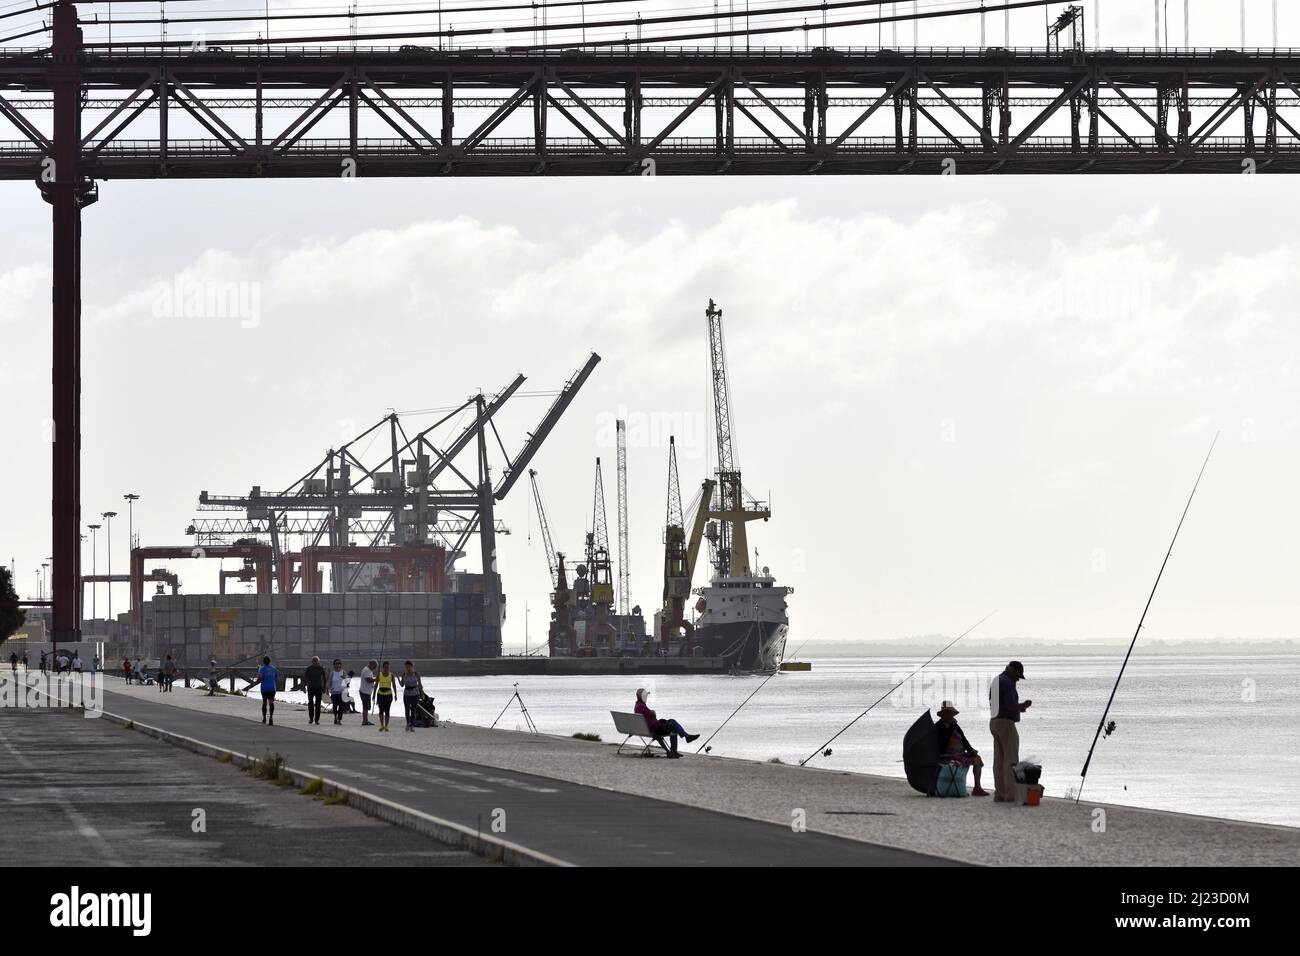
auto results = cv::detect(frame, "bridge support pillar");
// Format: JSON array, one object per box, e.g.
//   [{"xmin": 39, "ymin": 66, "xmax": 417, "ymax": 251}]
[{"xmin": 44, "ymin": 2, "xmax": 93, "ymax": 660}]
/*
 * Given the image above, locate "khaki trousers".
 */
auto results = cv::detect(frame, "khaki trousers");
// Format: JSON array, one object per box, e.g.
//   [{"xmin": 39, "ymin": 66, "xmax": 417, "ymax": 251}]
[{"xmin": 989, "ymin": 717, "xmax": 1020, "ymax": 802}]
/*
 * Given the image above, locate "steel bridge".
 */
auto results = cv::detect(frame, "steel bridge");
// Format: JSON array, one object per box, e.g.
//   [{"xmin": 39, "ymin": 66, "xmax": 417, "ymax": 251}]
[
  {"xmin": 7, "ymin": 43, "xmax": 1300, "ymax": 178},
  {"xmin": 11, "ymin": 1, "xmax": 1300, "ymax": 649}
]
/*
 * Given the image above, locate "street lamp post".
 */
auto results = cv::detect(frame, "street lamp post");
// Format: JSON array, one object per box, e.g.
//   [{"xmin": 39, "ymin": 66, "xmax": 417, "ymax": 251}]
[
  {"xmin": 124, "ymin": 493, "xmax": 139, "ymax": 553},
  {"xmin": 124, "ymin": 493, "xmax": 140, "ymax": 638},
  {"xmin": 87, "ymin": 523, "xmax": 101, "ymax": 621},
  {"xmin": 102, "ymin": 511, "xmax": 118, "ymax": 622}
]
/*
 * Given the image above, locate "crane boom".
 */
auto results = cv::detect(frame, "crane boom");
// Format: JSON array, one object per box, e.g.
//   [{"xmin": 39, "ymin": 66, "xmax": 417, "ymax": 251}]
[
  {"xmin": 616, "ymin": 420, "xmax": 630, "ymax": 629},
  {"xmin": 494, "ymin": 352, "xmax": 601, "ymax": 500},
  {"xmin": 706, "ymin": 298, "xmax": 736, "ymax": 474},
  {"xmin": 527, "ymin": 469, "xmax": 557, "ymax": 585},
  {"xmin": 665, "ymin": 435, "xmax": 684, "ymax": 530}
]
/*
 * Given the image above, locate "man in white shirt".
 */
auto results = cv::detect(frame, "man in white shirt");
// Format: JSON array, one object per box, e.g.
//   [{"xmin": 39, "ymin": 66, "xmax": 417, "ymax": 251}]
[{"xmin": 359, "ymin": 660, "xmax": 377, "ymax": 726}]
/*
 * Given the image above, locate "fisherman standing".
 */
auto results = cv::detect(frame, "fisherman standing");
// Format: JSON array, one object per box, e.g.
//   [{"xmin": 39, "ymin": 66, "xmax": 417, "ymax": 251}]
[{"xmin": 988, "ymin": 661, "xmax": 1031, "ymax": 803}]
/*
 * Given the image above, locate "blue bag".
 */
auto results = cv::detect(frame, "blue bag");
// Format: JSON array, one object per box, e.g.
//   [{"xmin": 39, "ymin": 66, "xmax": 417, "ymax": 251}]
[{"xmin": 935, "ymin": 762, "xmax": 969, "ymax": 797}]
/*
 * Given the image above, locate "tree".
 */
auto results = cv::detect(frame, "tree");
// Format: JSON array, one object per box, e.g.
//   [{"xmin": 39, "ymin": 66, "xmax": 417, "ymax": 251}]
[{"xmin": 0, "ymin": 567, "xmax": 24, "ymax": 647}]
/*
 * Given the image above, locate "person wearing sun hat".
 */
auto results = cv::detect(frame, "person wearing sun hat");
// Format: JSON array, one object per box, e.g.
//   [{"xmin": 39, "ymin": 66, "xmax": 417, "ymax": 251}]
[{"xmin": 936, "ymin": 700, "xmax": 987, "ymax": 796}]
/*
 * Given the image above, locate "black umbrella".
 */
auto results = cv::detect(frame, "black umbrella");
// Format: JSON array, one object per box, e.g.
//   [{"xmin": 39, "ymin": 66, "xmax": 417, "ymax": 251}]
[{"xmin": 903, "ymin": 710, "xmax": 939, "ymax": 795}]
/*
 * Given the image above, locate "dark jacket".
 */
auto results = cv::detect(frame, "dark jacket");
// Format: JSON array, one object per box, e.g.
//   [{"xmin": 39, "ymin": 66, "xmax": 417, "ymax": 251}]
[
  {"xmin": 991, "ymin": 671, "xmax": 1020, "ymax": 721},
  {"xmin": 937, "ymin": 719, "xmax": 976, "ymax": 756},
  {"xmin": 304, "ymin": 663, "xmax": 327, "ymax": 692}
]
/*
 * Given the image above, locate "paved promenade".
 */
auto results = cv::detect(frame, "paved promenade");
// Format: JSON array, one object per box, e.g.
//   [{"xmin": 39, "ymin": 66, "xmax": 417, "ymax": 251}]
[
  {"xmin": 81, "ymin": 683, "xmax": 955, "ymax": 866},
  {"xmin": 0, "ymin": 704, "xmax": 488, "ymax": 867},
  {"xmin": 15, "ymin": 674, "xmax": 1299, "ymax": 866}
]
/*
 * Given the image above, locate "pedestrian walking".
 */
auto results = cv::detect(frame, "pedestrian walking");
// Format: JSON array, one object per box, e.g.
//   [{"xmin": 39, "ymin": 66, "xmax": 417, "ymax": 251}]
[
  {"xmin": 257, "ymin": 655, "xmax": 279, "ymax": 725},
  {"xmin": 329, "ymin": 659, "xmax": 349, "ymax": 725},
  {"xmin": 72, "ymin": 652, "xmax": 82, "ymax": 675},
  {"xmin": 8, "ymin": 652, "xmax": 15, "ymax": 674},
  {"xmin": 989, "ymin": 661, "xmax": 1032, "ymax": 803},
  {"xmin": 374, "ymin": 661, "xmax": 396, "ymax": 732},
  {"xmin": 122, "ymin": 657, "xmax": 132, "ymax": 684},
  {"xmin": 39, "ymin": 651, "xmax": 47, "ymax": 674},
  {"xmin": 399, "ymin": 661, "xmax": 423, "ymax": 732},
  {"xmin": 359, "ymin": 659, "xmax": 377, "ymax": 726},
  {"xmin": 303, "ymin": 656, "xmax": 326, "ymax": 724},
  {"xmin": 162, "ymin": 654, "xmax": 177, "ymax": 692},
  {"xmin": 206, "ymin": 658, "xmax": 218, "ymax": 696}
]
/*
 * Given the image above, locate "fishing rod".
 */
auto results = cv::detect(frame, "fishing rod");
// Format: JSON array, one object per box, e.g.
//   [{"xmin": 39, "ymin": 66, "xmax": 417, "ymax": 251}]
[
  {"xmin": 694, "ymin": 629, "xmax": 820, "ymax": 754},
  {"xmin": 1076, "ymin": 432, "xmax": 1219, "ymax": 803},
  {"xmin": 798, "ymin": 610, "xmax": 996, "ymax": 767}
]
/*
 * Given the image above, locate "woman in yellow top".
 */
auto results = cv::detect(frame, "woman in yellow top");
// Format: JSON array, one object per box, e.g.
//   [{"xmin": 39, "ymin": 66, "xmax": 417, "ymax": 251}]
[{"xmin": 374, "ymin": 661, "xmax": 396, "ymax": 732}]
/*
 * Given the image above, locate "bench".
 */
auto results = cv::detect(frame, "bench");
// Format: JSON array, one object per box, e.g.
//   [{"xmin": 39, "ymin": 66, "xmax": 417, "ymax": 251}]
[{"xmin": 611, "ymin": 711, "xmax": 669, "ymax": 757}]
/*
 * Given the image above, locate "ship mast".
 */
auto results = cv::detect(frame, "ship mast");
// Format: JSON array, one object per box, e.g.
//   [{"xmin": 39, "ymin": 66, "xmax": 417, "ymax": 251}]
[{"xmin": 704, "ymin": 298, "xmax": 770, "ymax": 579}]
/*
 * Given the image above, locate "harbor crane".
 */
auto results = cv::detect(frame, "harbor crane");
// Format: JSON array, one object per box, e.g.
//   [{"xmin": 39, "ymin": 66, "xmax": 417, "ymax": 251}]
[
  {"xmin": 659, "ymin": 436, "xmax": 715, "ymax": 650},
  {"xmin": 529, "ymin": 468, "xmax": 575, "ymax": 656},
  {"xmin": 191, "ymin": 352, "xmax": 600, "ymax": 633},
  {"xmin": 703, "ymin": 299, "xmax": 770, "ymax": 580},
  {"xmin": 582, "ymin": 458, "xmax": 618, "ymax": 651}
]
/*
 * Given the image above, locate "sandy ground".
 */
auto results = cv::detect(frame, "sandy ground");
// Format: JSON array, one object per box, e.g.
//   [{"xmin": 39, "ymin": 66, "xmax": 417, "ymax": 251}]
[{"xmin": 101, "ymin": 676, "xmax": 1300, "ymax": 866}]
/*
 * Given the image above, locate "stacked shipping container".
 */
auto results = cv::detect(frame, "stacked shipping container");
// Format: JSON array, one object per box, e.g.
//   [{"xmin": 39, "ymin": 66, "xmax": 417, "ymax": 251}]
[{"xmin": 140, "ymin": 588, "xmax": 502, "ymax": 665}]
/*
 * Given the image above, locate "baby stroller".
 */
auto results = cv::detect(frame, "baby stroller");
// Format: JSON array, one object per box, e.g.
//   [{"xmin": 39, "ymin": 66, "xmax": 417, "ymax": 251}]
[{"xmin": 411, "ymin": 692, "xmax": 438, "ymax": 728}]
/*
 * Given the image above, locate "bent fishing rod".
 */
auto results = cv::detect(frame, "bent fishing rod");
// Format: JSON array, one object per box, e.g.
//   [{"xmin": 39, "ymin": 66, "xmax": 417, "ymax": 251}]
[
  {"xmin": 798, "ymin": 610, "xmax": 997, "ymax": 767},
  {"xmin": 1076, "ymin": 432, "xmax": 1219, "ymax": 804},
  {"xmin": 694, "ymin": 630, "xmax": 820, "ymax": 754}
]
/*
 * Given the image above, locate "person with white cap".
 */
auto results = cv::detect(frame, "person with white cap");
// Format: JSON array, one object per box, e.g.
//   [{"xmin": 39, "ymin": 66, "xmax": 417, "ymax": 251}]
[
  {"xmin": 936, "ymin": 700, "xmax": 987, "ymax": 797},
  {"xmin": 633, "ymin": 687, "xmax": 699, "ymax": 758}
]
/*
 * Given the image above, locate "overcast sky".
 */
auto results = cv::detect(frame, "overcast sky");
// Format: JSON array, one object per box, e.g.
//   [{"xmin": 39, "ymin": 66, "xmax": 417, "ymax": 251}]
[{"xmin": 3, "ymin": 2, "xmax": 1298, "ymax": 647}]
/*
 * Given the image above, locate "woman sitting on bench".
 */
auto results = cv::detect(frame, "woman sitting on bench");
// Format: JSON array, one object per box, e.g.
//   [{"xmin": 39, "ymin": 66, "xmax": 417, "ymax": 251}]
[{"xmin": 634, "ymin": 688, "xmax": 699, "ymax": 758}]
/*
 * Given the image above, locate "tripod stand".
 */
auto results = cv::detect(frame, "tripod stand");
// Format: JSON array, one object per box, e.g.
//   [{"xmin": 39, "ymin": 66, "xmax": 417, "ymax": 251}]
[{"xmin": 490, "ymin": 682, "xmax": 539, "ymax": 733}]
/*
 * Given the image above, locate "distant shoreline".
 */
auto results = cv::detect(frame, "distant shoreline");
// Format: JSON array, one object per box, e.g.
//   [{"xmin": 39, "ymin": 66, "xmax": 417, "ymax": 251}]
[
  {"xmin": 793, "ymin": 641, "xmax": 1300, "ymax": 659},
  {"xmin": 494, "ymin": 641, "xmax": 1300, "ymax": 659}
]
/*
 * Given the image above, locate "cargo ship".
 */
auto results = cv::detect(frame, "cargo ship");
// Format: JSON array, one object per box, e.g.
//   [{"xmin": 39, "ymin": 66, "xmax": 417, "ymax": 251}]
[
  {"xmin": 646, "ymin": 299, "xmax": 793, "ymax": 672},
  {"xmin": 692, "ymin": 568, "xmax": 791, "ymax": 671}
]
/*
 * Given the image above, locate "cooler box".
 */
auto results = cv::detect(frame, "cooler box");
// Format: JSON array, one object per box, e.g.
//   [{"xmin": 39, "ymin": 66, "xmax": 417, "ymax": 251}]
[{"xmin": 935, "ymin": 763, "xmax": 969, "ymax": 797}]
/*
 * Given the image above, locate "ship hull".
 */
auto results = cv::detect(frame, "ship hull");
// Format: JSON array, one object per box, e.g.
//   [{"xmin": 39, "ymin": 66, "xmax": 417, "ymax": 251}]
[{"xmin": 695, "ymin": 619, "xmax": 788, "ymax": 672}]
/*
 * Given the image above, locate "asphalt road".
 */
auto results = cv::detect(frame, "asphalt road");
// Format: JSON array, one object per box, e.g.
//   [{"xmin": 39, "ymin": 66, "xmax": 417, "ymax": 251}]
[
  {"xmin": 91, "ymin": 686, "xmax": 962, "ymax": 866},
  {"xmin": 0, "ymin": 704, "xmax": 488, "ymax": 867}
]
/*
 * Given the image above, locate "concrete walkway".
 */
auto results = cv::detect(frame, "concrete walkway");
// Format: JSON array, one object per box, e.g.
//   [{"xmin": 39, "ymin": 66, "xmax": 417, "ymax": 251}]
[
  {"xmin": 80, "ymin": 677, "xmax": 1300, "ymax": 865},
  {"xmin": 0, "ymin": 704, "xmax": 488, "ymax": 867},
  {"xmin": 77, "ymin": 682, "xmax": 954, "ymax": 866}
]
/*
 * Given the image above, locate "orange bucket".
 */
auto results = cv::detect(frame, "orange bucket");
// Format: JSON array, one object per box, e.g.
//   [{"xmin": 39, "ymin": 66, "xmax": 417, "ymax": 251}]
[{"xmin": 1025, "ymin": 787, "xmax": 1042, "ymax": 806}]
